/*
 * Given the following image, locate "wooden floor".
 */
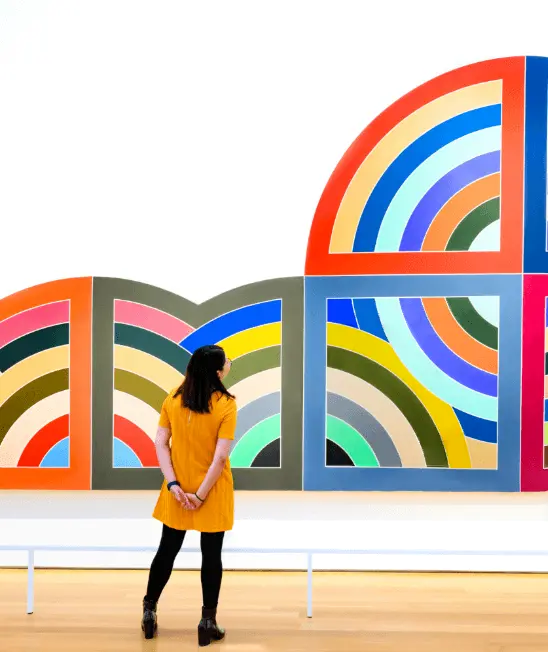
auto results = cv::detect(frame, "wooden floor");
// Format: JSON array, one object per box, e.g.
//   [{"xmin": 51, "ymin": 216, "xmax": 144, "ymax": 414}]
[{"xmin": 4, "ymin": 569, "xmax": 548, "ymax": 651}]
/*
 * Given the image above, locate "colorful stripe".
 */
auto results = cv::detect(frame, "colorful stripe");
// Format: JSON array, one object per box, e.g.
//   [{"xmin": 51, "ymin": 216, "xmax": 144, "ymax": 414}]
[
  {"xmin": 0, "ymin": 278, "xmax": 91, "ymax": 487},
  {"xmin": 326, "ymin": 415, "xmax": 380, "ymax": 467},
  {"xmin": 0, "ymin": 370, "xmax": 69, "ymax": 448},
  {"xmin": 218, "ymin": 322, "xmax": 281, "ymax": 360},
  {"xmin": 230, "ymin": 414, "xmax": 281, "ymax": 468},
  {"xmin": 234, "ymin": 393, "xmax": 280, "ymax": 445},
  {"xmin": 375, "ymin": 298, "xmax": 497, "ymax": 419},
  {"xmin": 0, "ymin": 301, "xmax": 70, "ymax": 348},
  {"xmin": 114, "ymin": 415, "xmax": 157, "ymax": 467},
  {"xmin": 18, "ymin": 415, "xmax": 69, "ymax": 467},
  {"xmin": 113, "ymin": 390, "xmax": 159, "ymax": 443},
  {"xmin": 326, "ymin": 367, "xmax": 426, "ymax": 467},
  {"xmin": 400, "ymin": 156, "xmax": 500, "ymax": 251},
  {"xmin": 114, "ymin": 369, "xmax": 166, "ymax": 413},
  {"xmin": 399, "ymin": 298, "xmax": 497, "ymax": 395},
  {"xmin": 421, "ymin": 299, "xmax": 497, "ymax": 374},
  {"xmin": 0, "ymin": 345, "xmax": 69, "ymax": 405},
  {"xmin": 352, "ymin": 108, "xmax": 501, "ymax": 252},
  {"xmin": 446, "ymin": 298, "xmax": 498, "ymax": 350},
  {"xmin": 327, "ymin": 392, "xmax": 401, "ymax": 467},
  {"xmin": 446, "ymin": 198, "xmax": 500, "ymax": 251},
  {"xmin": 422, "ymin": 173, "xmax": 500, "ymax": 250},
  {"xmin": 330, "ymin": 80, "xmax": 502, "ymax": 252},
  {"xmin": 111, "ymin": 298, "xmax": 284, "ymax": 469},
  {"xmin": 0, "ymin": 391, "xmax": 70, "ymax": 467},
  {"xmin": 0, "ymin": 324, "xmax": 69, "ymax": 373},
  {"xmin": 115, "ymin": 323, "xmax": 191, "ymax": 374},
  {"xmin": 180, "ymin": 300, "xmax": 281, "ymax": 351},
  {"xmin": 373, "ymin": 134, "xmax": 501, "ymax": 252},
  {"xmin": 228, "ymin": 368, "xmax": 281, "ymax": 409},
  {"xmin": 114, "ymin": 345, "xmax": 182, "ymax": 393},
  {"xmin": 327, "ymin": 344, "xmax": 450, "ymax": 467},
  {"xmin": 114, "ymin": 300, "xmax": 194, "ymax": 342},
  {"xmin": 39, "ymin": 437, "xmax": 69, "ymax": 468}
]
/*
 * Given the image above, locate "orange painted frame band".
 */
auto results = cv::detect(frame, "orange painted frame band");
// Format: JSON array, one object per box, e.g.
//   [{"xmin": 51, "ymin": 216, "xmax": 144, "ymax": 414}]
[
  {"xmin": 305, "ymin": 57, "xmax": 525, "ymax": 275},
  {"xmin": 0, "ymin": 278, "xmax": 92, "ymax": 489}
]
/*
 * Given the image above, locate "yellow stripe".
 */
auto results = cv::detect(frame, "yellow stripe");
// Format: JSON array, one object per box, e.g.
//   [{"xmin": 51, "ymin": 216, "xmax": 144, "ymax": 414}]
[
  {"xmin": 218, "ymin": 323, "xmax": 281, "ymax": 360},
  {"xmin": 327, "ymin": 323, "xmax": 470, "ymax": 468},
  {"xmin": 330, "ymin": 80, "xmax": 502, "ymax": 252},
  {"xmin": 0, "ymin": 346, "xmax": 69, "ymax": 406},
  {"xmin": 114, "ymin": 345, "xmax": 183, "ymax": 393}
]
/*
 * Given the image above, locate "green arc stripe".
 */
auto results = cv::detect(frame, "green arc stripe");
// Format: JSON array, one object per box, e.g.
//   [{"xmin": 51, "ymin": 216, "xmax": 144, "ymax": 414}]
[
  {"xmin": 0, "ymin": 369, "xmax": 69, "ymax": 445},
  {"xmin": 115, "ymin": 324, "xmax": 190, "ymax": 374},
  {"xmin": 446, "ymin": 297, "xmax": 498, "ymax": 350},
  {"xmin": 230, "ymin": 413, "xmax": 280, "ymax": 468},
  {"xmin": 114, "ymin": 368, "xmax": 167, "ymax": 412},
  {"xmin": 223, "ymin": 346, "xmax": 281, "ymax": 389},
  {"xmin": 0, "ymin": 324, "xmax": 69, "ymax": 373},
  {"xmin": 326, "ymin": 414, "xmax": 379, "ymax": 467},
  {"xmin": 327, "ymin": 346, "xmax": 448, "ymax": 467},
  {"xmin": 446, "ymin": 197, "xmax": 500, "ymax": 252}
]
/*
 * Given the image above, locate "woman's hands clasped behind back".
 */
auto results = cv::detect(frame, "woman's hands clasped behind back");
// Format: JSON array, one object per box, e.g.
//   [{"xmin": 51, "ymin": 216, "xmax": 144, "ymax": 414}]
[{"xmin": 169, "ymin": 484, "xmax": 203, "ymax": 510}]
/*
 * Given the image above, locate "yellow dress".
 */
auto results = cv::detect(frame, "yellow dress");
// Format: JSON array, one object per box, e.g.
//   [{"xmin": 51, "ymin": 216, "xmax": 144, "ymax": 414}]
[{"xmin": 152, "ymin": 389, "xmax": 237, "ymax": 533}]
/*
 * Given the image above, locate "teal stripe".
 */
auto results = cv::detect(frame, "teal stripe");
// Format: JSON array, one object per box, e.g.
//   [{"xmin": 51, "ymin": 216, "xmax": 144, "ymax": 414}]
[
  {"xmin": 326, "ymin": 415, "xmax": 379, "ymax": 467},
  {"xmin": 375, "ymin": 297, "xmax": 497, "ymax": 420},
  {"xmin": 375, "ymin": 126, "xmax": 501, "ymax": 251},
  {"xmin": 230, "ymin": 414, "xmax": 280, "ymax": 468}
]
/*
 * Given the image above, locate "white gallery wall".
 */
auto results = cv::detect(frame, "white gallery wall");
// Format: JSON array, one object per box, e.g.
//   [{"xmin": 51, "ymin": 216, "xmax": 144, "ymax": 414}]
[{"xmin": 2, "ymin": 0, "xmax": 548, "ymax": 571}]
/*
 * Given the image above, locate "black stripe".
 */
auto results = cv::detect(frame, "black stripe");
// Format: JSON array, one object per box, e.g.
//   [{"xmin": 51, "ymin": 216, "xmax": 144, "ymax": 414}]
[{"xmin": 0, "ymin": 324, "xmax": 69, "ymax": 373}]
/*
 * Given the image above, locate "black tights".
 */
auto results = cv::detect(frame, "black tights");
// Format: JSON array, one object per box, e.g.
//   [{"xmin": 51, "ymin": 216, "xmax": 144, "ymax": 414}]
[{"xmin": 145, "ymin": 524, "xmax": 225, "ymax": 609}]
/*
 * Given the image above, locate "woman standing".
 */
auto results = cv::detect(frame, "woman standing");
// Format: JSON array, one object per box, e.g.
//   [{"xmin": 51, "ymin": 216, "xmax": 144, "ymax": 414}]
[{"xmin": 141, "ymin": 344, "xmax": 237, "ymax": 647}]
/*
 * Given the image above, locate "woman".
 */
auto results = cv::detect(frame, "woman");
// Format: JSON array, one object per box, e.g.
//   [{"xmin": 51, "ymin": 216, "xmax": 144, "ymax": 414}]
[{"xmin": 141, "ymin": 344, "xmax": 237, "ymax": 647}]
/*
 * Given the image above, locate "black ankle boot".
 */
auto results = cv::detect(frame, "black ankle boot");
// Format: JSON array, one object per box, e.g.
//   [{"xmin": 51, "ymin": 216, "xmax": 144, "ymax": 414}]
[
  {"xmin": 141, "ymin": 598, "xmax": 158, "ymax": 639},
  {"xmin": 198, "ymin": 607, "xmax": 225, "ymax": 647}
]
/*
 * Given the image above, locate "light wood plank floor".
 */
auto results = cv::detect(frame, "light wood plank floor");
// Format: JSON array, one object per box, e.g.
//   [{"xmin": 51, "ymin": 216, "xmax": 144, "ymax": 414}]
[{"xmin": 4, "ymin": 569, "xmax": 548, "ymax": 651}]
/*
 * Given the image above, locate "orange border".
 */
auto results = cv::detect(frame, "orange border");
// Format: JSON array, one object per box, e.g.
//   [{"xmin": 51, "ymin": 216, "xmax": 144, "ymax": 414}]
[
  {"xmin": 305, "ymin": 57, "xmax": 525, "ymax": 275},
  {"xmin": 0, "ymin": 278, "xmax": 92, "ymax": 489}
]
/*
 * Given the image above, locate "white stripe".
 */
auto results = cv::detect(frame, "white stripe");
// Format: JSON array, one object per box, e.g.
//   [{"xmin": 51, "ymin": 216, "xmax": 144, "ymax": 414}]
[
  {"xmin": 113, "ymin": 390, "xmax": 160, "ymax": 442},
  {"xmin": 0, "ymin": 391, "xmax": 69, "ymax": 467},
  {"xmin": 229, "ymin": 367, "xmax": 281, "ymax": 409}
]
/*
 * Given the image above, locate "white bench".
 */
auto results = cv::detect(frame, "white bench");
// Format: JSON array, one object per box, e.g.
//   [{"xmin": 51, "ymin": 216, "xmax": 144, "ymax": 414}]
[{"xmin": 4, "ymin": 544, "xmax": 548, "ymax": 618}]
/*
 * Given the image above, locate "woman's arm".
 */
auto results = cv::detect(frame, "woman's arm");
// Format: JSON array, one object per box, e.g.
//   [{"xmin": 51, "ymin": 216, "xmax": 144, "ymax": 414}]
[
  {"xmin": 155, "ymin": 426, "xmax": 177, "ymax": 484},
  {"xmin": 156, "ymin": 426, "xmax": 193, "ymax": 508},
  {"xmin": 196, "ymin": 438, "xmax": 232, "ymax": 500}
]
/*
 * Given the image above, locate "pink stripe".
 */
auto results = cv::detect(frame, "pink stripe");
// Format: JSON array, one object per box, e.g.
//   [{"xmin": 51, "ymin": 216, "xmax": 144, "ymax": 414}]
[
  {"xmin": 114, "ymin": 300, "xmax": 194, "ymax": 342},
  {"xmin": 521, "ymin": 276, "xmax": 548, "ymax": 491},
  {"xmin": 0, "ymin": 301, "xmax": 70, "ymax": 349}
]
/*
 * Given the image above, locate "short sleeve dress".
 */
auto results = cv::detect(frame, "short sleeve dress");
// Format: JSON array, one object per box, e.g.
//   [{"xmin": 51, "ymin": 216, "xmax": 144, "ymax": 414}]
[{"xmin": 152, "ymin": 389, "xmax": 237, "ymax": 533}]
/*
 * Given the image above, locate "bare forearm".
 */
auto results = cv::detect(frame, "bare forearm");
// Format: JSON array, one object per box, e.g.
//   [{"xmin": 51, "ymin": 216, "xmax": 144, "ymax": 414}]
[
  {"xmin": 156, "ymin": 442, "xmax": 176, "ymax": 484},
  {"xmin": 197, "ymin": 458, "xmax": 226, "ymax": 499}
]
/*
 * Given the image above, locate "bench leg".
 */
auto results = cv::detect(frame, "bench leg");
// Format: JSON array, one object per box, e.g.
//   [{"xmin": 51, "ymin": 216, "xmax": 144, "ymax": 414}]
[
  {"xmin": 307, "ymin": 552, "xmax": 313, "ymax": 618},
  {"xmin": 27, "ymin": 550, "xmax": 34, "ymax": 615}
]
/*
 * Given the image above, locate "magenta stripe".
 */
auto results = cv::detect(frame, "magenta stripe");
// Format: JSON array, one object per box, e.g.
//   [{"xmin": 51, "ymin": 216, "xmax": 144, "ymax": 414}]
[
  {"xmin": 114, "ymin": 300, "xmax": 194, "ymax": 342},
  {"xmin": 0, "ymin": 301, "xmax": 70, "ymax": 349}
]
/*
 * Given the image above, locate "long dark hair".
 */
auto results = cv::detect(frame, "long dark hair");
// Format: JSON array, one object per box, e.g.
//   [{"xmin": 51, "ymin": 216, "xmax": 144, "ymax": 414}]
[{"xmin": 173, "ymin": 344, "xmax": 234, "ymax": 413}]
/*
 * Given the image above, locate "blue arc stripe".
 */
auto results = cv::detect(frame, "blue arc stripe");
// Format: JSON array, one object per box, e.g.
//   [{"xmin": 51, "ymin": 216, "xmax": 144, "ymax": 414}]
[
  {"xmin": 180, "ymin": 300, "xmax": 282, "ymax": 351},
  {"xmin": 400, "ymin": 298, "xmax": 498, "ymax": 396},
  {"xmin": 352, "ymin": 104, "xmax": 502, "ymax": 252},
  {"xmin": 399, "ymin": 152, "xmax": 500, "ymax": 251}
]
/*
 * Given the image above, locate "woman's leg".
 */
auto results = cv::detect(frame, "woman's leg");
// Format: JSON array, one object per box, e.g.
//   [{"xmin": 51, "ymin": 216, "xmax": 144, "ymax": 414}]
[
  {"xmin": 200, "ymin": 531, "xmax": 225, "ymax": 609},
  {"xmin": 197, "ymin": 532, "xmax": 226, "ymax": 645},
  {"xmin": 145, "ymin": 524, "xmax": 186, "ymax": 602}
]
